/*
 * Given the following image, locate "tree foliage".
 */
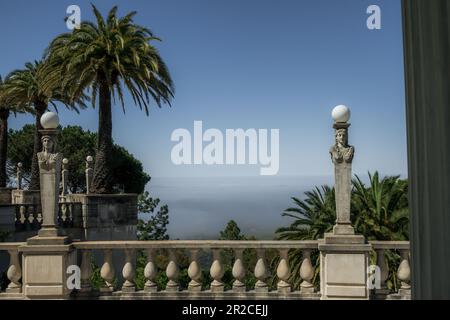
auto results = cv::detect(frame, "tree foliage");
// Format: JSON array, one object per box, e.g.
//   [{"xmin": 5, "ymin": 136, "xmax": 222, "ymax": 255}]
[
  {"xmin": 137, "ymin": 191, "xmax": 169, "ymax": 240},
  {"xmin": 44, "ymin": 5, "xmax": 174, "ymax": 193},
  {"xmin": 7, "ymin": 124, "xmax": 150, "ymax": 193},
  {"xmin": 1, "ymin": 60, "xmax": 86, "ymax": 189},
  {"xmin": 275, "ymin": 172, "xmax": 409, "ymax": 291}
]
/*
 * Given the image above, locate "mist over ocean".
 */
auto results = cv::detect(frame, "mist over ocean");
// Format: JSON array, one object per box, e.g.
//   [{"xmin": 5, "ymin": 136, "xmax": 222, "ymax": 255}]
[{"xmin": 141, "ymin": 176, "xmax": 335, "ymax": 239}]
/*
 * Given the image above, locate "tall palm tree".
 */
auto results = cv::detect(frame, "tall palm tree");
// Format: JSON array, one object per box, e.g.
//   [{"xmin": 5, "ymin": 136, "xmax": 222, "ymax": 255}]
[
  {"xmin": 45, "ymin": 5, "xmax": 174, "ymax": 194},
  {"xmin": 2, "ymin": 61, "xmax": 85, "ymax": 190},
  {"xmin": 0, "ymin": 76, "xmax": 20, "ymax": 187},
  {"xmin": 274, "ymin": 186, "xmax": 336, "ymax": 289},
  {"xmin": 352, "ymin": 172, "xmax": 409, "ymax": 241}
]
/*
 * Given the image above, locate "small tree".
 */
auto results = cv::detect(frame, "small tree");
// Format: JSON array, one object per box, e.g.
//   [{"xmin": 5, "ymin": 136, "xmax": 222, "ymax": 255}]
[
  {"xmin": 137, "ymin": 191, "xmax": 169, "ymax": 241},
  {"xmin": 218, "ymin": 220, "xmax": 257, "ymax": 290}
]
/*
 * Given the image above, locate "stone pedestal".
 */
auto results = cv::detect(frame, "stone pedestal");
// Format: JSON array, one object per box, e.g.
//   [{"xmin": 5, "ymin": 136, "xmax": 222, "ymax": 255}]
[
  {"xmin": 319, "ymin": 234, "xmax": 371, "ymax": 300},
  {"xmin": 19, "ymin": 243, "xmax": 76, "ymax": 299},
  {"xmin": 65, "ymin": 193, "xmax": 138, "ymax": 240},
  {"xmin": 11, "ymin": 190, "xmax": 41, "ymax": 206}
]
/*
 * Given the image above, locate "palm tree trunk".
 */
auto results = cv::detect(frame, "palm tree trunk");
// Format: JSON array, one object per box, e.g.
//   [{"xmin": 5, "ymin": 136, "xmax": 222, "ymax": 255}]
[
  {"xmin": 0, "ymin": 110, "xmax": 9, "ymax": 188},
  {"xmin": 90, "ymin": 75, "xmax": 114, "ymax": 194},
  {"xmin": 29, "ymin": 103, "xmax": 46, "ymax": 190}
]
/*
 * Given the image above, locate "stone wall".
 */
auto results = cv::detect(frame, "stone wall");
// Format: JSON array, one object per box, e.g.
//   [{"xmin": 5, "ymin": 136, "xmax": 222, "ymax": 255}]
[{"xmin": 0, "ymin": 188, "xmax": 13, "ymax": 205}]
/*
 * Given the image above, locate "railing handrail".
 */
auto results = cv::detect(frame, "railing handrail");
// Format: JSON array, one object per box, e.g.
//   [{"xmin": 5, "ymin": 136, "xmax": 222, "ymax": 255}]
[
  {"xmin": 0, "ymin": 240, "xmax": 410, "ymax": 251},
  {"xmin": 0, "ymin": 242, "xmax": 26, "ymax": 250},
  {"xmin": 72, "ymin": 240, "xmax": 320, "ymax": 250},
  {"xmin": 369, "ymin": 240, "xmax": 410, "ymax": 250}
]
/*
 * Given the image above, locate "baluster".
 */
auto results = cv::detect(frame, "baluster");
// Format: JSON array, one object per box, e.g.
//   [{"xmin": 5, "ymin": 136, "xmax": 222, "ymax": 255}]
[
  {"xmin": 210, "ymin": 249, "xmax": 224, "ymax": 292},
  {"xmin": 6, "ymin": 250, "xmax": 21, "ymax": 293},
  {"xmin": 300, "ymin": 249, "xmax": 315, "ymax": 294},
  {"xmin": 57, "ymin": 203, "xmax": 64, "ymax": 227},
  {"xmin": 375, "ymin": 249, "xmax": 389, "ymax": 296},
  {"xmin": 397, "ymin": 249, "xmax": 411, "ymax": 296},
  {"xmin": 62, "ymin": 203, "xmax": 69, "ymax": 227},
  {"xmin": 100, "ymin": 249, "xmax": 115, "ymax": 292},
  {"xmin": 23, "ymin": 204, "xmax": 31, "ymax": 230},
  {"xmin": 80, "ymin": 250, "xmax": 92, "ymax": 293},
  {"xmin": 122, "ymin": 249, "xmax": 136, "ymax": 292},
  {"xmin": 232, "ymin": 249, "xmax": 246, "ymax": 292},
  {"xmin": 277, "ymin": 249, "xmax": 291, "ymax": 293},
  {"xmin": 68, "ymin": 203, "xmax": 74, "ymax": 226},
  {"xmin": 144, "ymin": 249, "xmax": 157, "ymax": 292},
  {"xmin": 188, "ymin": 249, "xmax": 202, "ymax": 292},
  {"xmin": 36, "ymin": 205, "xmax": 43, "ymax": 227},
  {"xmin": 254, "ymin": 249, "xmax": 268, "ymax": 292},
  {"xmin": 31, "ymin": 204, "xmax": 40, "ymax": 230},
  {"xmin": 14, "ymin": 205, "xmax": 21, "ymax": 231},
  {"xmin": 165, "ymin": 250, "xmax": 179, "ymax": 292}
]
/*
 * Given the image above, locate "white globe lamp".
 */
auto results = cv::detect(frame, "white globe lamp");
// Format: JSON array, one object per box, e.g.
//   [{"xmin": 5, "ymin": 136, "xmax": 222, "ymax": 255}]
[
  {"xmin": 40, "ymin": 112, "xmax": 60, "ymax": 129},
  {"xmin": 332, "ymin": 105, "xmax": 351, "ymax": 123}
]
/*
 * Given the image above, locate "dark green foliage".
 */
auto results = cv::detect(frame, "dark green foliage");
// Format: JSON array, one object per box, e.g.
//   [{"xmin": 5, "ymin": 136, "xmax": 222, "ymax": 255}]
[
  {"xmin": 218, "ymin": 220, "xmax": 258, "ymax": 290},
  {"xmin": 137, "ymin": 191, "xmax": 169, "ymax": 240},
  {"xmin": 6, "ymin": 124, "xmax": 34, "ymax": 184},
  {"xmin": 7, "ymin": 124, "xmax": 150, "ymax": 193},
  {"xmin": 276, "ymin": 172, "xmax": 409, "ymax": 291},
  {"xmin": 45, "ymin": 5, "xmax": 174, "ymax": 193}
]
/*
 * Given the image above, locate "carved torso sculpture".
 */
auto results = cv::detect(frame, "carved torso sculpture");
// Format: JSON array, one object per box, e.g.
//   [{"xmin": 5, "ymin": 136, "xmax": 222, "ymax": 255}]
[
  {"xmin": 329, "ymin": 128, "xmax": 354, "ymax": 164},
  {"xmin": 37, "ymin": 135, "xmax": 62, "ymax": 172}
]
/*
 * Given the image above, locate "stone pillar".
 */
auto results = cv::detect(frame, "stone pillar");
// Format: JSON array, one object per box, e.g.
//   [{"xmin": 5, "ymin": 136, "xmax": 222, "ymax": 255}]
[
  {"xmin": 330, "ymin": 120, "xmax": 354, "ymax": 236},
  {"xmin": 85, "ymin": 156, "xmax": 93, "ymax": 194},
  {"xmin": 32, "ymin": 125, "xmax": 62, "ymax": 239},
  {"xmin": 319, "ymin": 105, "xmax": 371, "ymax": 300},
  {"xmin": 16, "ymin": 163, "xmax": 23, "ymax": 190},
  {"xmin": 19, "ymin": 112, "xmax": 75, "ymax": 299},
  {"xmin": 402, "ymin": 0, "xmax": 450, "ymax": 300}
]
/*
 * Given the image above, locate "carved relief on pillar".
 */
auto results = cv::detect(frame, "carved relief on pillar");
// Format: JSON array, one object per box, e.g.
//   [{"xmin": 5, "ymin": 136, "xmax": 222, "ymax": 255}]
[
  {"xmin": 37, "ymin": 134, "xmax": 62, "ymax": 173},
  {"xmin": 329, "ymin": 126, "xmax": 354, "ymax": 164}
]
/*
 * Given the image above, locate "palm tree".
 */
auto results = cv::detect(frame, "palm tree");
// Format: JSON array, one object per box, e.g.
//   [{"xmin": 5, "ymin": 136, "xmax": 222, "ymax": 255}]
[
  {"xmin": 0, "ymin": 76, "xmax": 20, "ymax": 187},
  {"xmin": 275, "ymin": 172, "xmax": 409, "ymax": 290},
  {"xmin": 274, "ymin": 186, "xmax": 336, "ymax": 289},
  {"xmin": 352, "ymin": 172, "xmax": 409, "ymax": 241},
  {"xmin": 2, "ymin": 61, "xmax": 85, "ymax": 190},
  {"xmin": 45, "ymin": 5, "xmax": 174, "ymax": 194},
  {"xmin": 276, "ymin": 186, "xmax": 336, "ymax": 241}
]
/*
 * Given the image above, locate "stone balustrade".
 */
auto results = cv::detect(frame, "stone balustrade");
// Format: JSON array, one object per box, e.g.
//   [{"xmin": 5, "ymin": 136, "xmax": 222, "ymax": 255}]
[
  {"xmin": 0, "ymin": 242, "xmax": 26, "ymax": 298},
  {"xmin": 0, "ymin": 240, "xmax": 411, "ymax": 300},
  {"xmin": 72, "ymin": 240, "xmax": 320, "ymax": 299},
  {"xmin": 12, "ymin": 202, "xmax": 83, "ymax": 232},
  {"xmin": 369, "ymin": 241, "xmax": 411, "ymax": 300}
]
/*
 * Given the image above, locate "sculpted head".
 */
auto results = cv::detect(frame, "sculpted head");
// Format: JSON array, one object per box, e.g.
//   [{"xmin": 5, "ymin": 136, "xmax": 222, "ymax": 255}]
[
  {"xmin": 41, "ymin": 135, "xmax": 55, "ymax": 153},
  {"xmin": 335, "ymin": 129, "xmax": 348, "ymax": 147}
]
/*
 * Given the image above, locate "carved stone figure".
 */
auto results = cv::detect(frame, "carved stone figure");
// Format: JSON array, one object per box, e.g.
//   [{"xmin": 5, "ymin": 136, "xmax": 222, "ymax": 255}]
[
  {"xmin": 329, "ymin": 128, "xmax": 354, "ymax": 164},
  {"xmin": 37, "ymin": 135, "xmax": 62, "ymax": 172}
]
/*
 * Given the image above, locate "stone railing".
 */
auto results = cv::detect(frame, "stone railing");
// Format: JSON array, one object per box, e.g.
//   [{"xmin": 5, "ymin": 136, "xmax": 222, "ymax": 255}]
[
  {"xmin": 13, "ymin": 203, "xmax": 83, "ymax": 232},
  {"xmin": 0, "ymin": 240, "xmax": 411, "ymax": 300},
  {"xmin": 369, "ymin": 241, "xmax": 411, "ymax": 300},
  {"xmin": 72, "ymin": 240, "xmax": 320, "ymax": 300},
  {"xmin": 0, "ymin": 242, "xmax": 25, "ymax": 298}
]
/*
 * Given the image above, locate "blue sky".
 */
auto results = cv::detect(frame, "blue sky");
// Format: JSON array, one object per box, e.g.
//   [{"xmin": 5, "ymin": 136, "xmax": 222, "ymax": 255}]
[{"xmin": 2, "ymin": 0, "xmax": 407, "ymax": 179}]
